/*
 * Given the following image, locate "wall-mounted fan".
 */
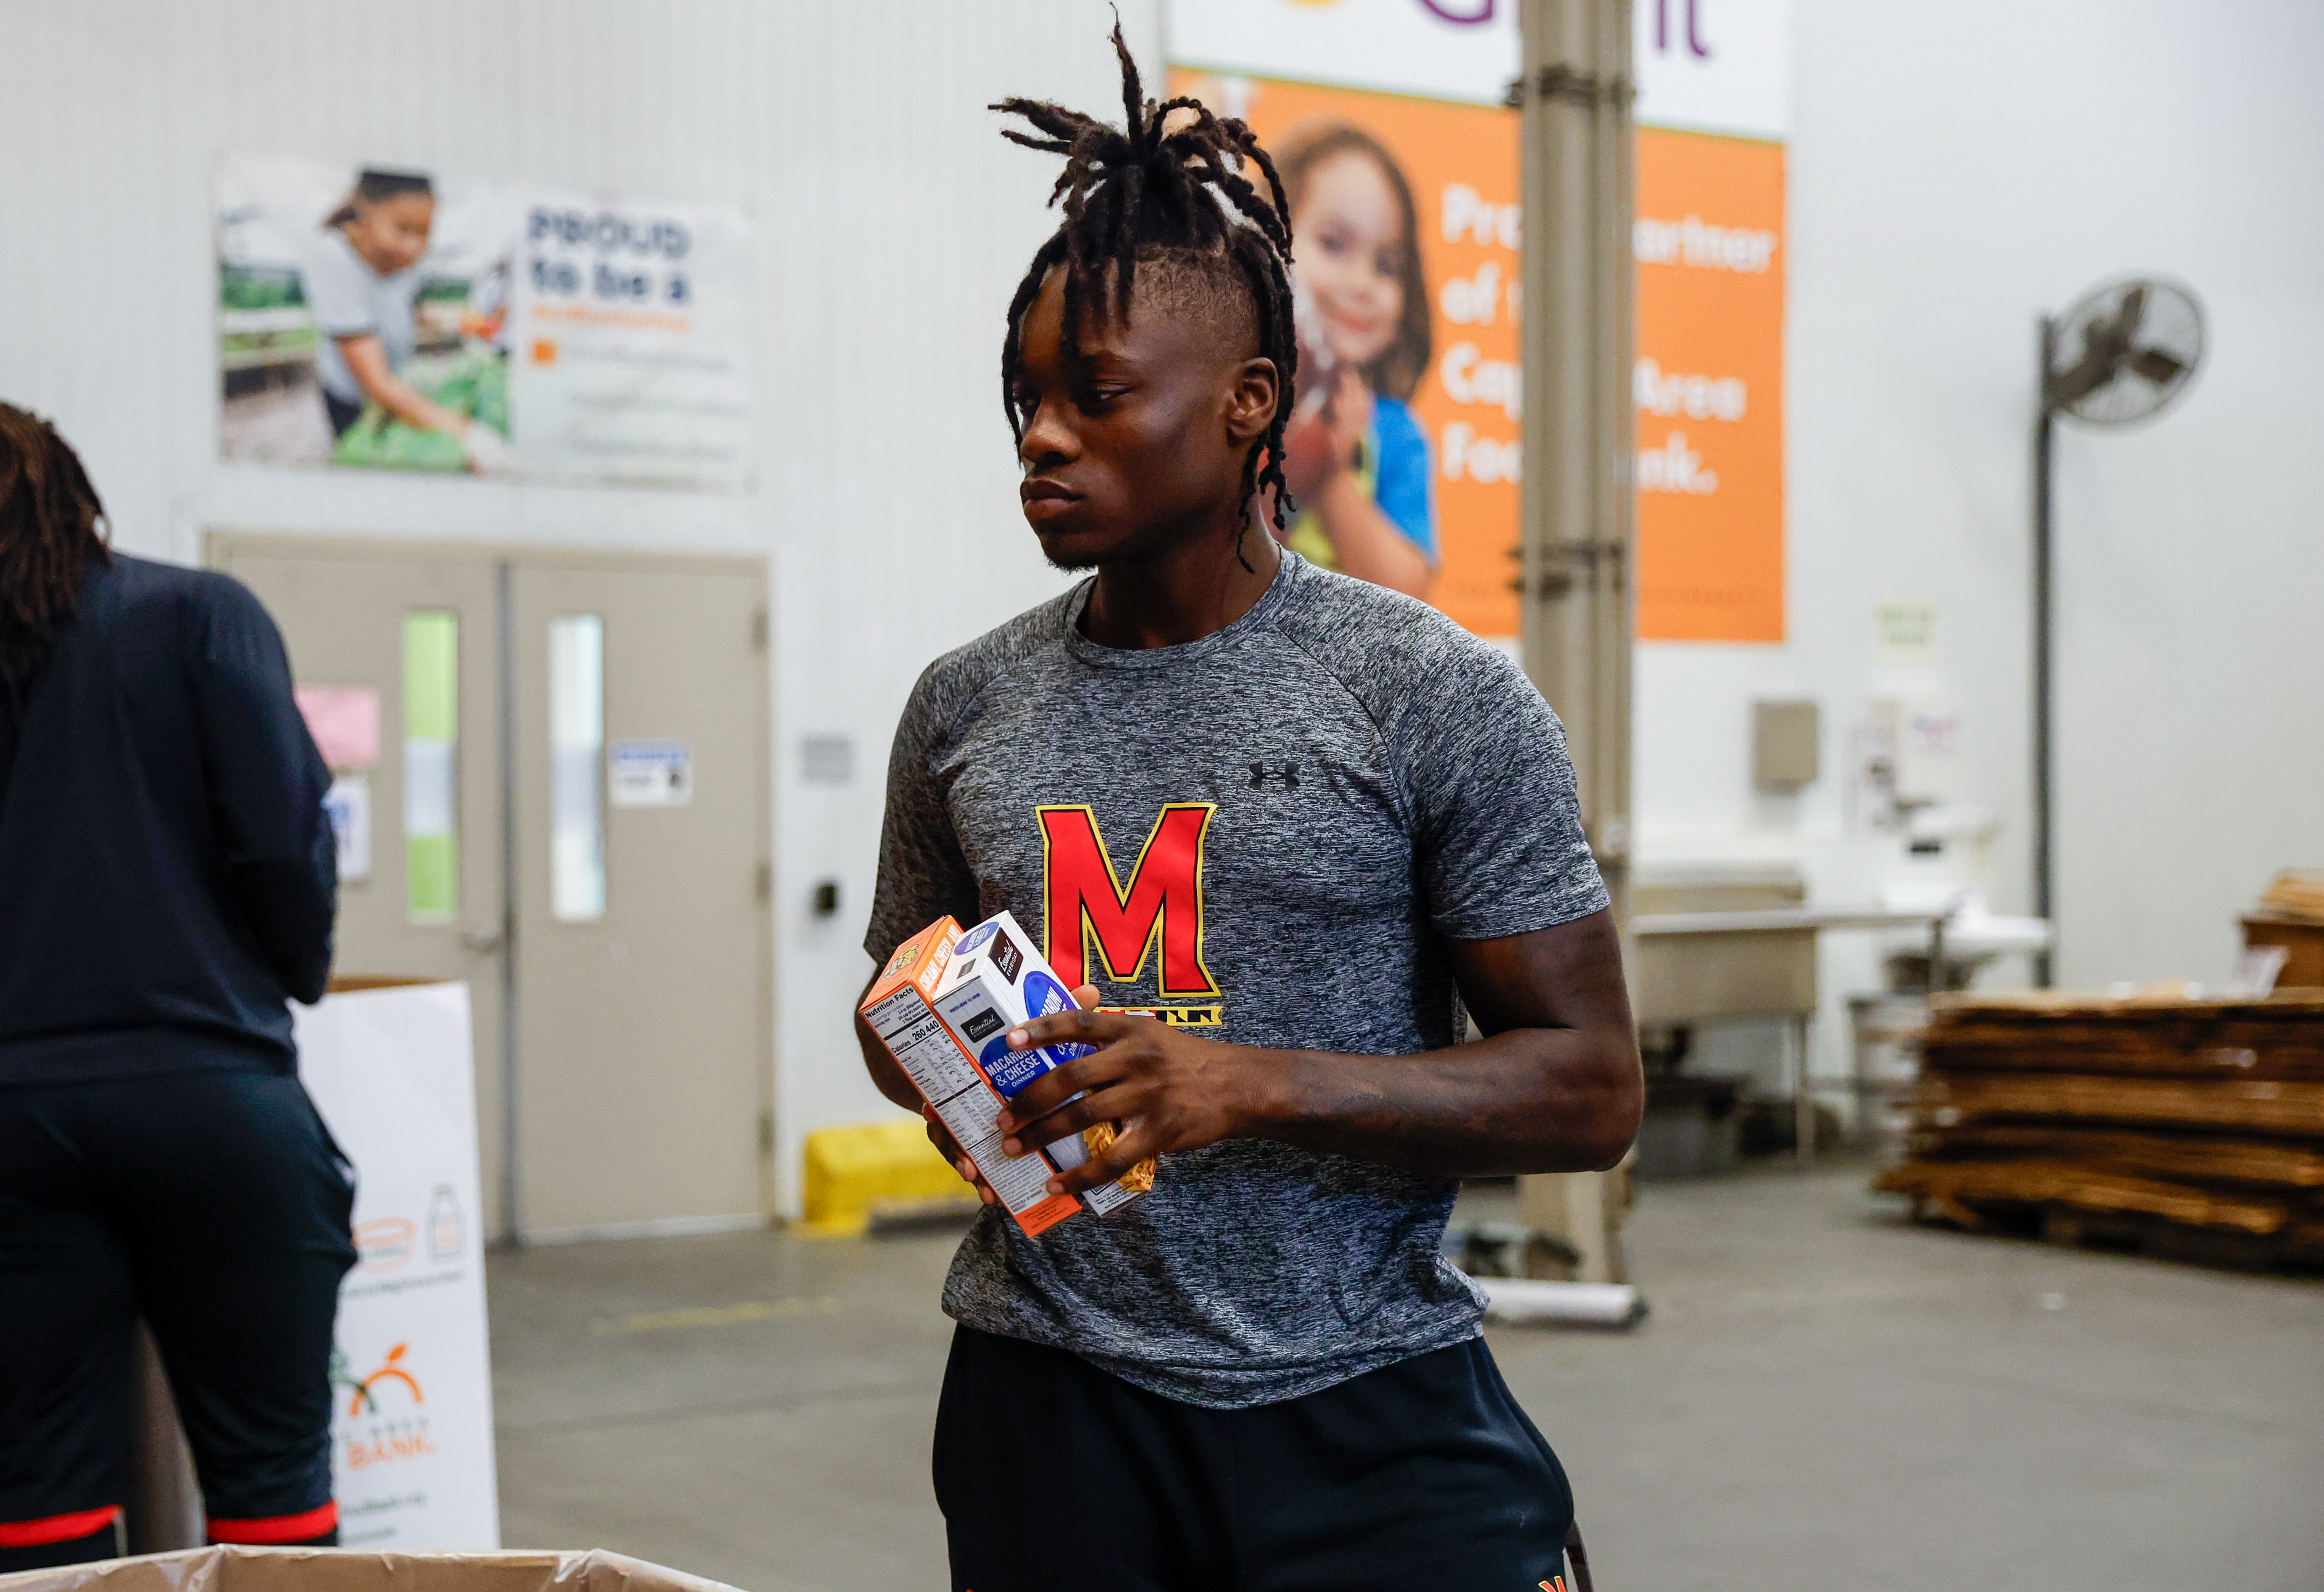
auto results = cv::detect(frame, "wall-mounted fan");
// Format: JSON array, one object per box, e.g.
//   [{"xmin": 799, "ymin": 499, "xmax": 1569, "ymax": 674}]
[
  {"xmin": 2047, "ymin": 279, "xmax": 2204, "ymax": 425},
  {"xmin": 2031, "ymin": 275, "xmax": 2207, "ymax": 984}
]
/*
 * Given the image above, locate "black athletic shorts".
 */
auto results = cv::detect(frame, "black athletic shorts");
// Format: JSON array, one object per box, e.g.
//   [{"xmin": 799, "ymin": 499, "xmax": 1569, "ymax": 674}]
[
  {"xmin": 934, "ymin": 1325, "xmax": 1576, "ymax": 1592},
  {"xmin": 0, "ymin": 1070, "xmax": 357, "ymax": 1568}
]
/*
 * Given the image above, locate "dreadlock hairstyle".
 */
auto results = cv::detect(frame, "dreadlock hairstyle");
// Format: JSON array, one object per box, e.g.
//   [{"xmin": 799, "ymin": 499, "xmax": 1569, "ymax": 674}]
[
  {"xmin": 993, "ymin": 20, "xmax": 1299, "ymax": 569},
  {"xmin": 0, "ymin": 404, "xmax": 109, "ymax": 703}
]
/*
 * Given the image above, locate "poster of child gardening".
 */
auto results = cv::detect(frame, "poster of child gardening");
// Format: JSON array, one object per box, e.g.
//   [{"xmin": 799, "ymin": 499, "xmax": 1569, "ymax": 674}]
[{"xmin": 214, "ymin": 156, "xmax": 752, "ymax": 488}]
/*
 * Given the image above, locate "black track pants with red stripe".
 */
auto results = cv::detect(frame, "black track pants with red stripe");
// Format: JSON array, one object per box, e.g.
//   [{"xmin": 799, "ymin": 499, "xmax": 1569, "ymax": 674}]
[{"xmin": 0, "ymin": 1071, "xmax": 357, "ymax": 1570}]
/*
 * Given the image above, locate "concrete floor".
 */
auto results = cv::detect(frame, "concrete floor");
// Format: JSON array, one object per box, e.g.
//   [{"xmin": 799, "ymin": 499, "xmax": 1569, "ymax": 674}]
[{"xmin": 488, "ymin": 1163, "xmax": 2324, "ymax": 1592}]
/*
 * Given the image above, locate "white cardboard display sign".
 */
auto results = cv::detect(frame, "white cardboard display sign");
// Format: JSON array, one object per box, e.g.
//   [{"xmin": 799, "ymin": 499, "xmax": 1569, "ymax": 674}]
[{"xmin": 296, "ymin": 983, "xmax": 501, "ymax": 1552}]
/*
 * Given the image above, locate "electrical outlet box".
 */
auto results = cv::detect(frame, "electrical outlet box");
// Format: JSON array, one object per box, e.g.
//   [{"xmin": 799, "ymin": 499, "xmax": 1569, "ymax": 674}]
[{"xmin": 1752, "ymin": 699, "xmax": 1821, "ymax": 792}]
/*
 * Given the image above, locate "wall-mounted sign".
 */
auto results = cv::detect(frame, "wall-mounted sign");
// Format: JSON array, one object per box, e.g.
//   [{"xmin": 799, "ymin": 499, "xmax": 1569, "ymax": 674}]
[
  {"xmin": 1169, "ymin": 0, "xmax": 1792, "ymax": 645},
  {"xmin": 1170, "ymin": 67, "xmax": 1523, "ymax": 640},
  {"xmin": 1632, "ymin": 127, "xmax": 1785, "ymax": 641},
  {"xmin": 1875, "ymin": 599, "xmax": 1939, "ymax": 669},
  {"xmin": 1170, "ymin": 0, "xmax": 1517, "ymax": 107},
  {"xmin": 296, "ymin": 684, "xmax": 382, "ymax": 770},
  {"xmin": 216, "ymin": 156, "xmax": 751, "ymax": 489},
  {"xmin": 610, "ymin": 740, "xmax": 693, "ymax": 808},
  {"xmin": 1633, "ymin": 0, "xmax": 1792, "ymax": 141},
  {"xmin": 800, "ymin": 734, "xmax": 855, "ymax": 786},
  {"xmin": 324, "ymin": 772, "xmax": 373, "ymax": 884},
  {"xmin": 1632, "ymin": 0, "xmax": 1789, "ymax": 642}
]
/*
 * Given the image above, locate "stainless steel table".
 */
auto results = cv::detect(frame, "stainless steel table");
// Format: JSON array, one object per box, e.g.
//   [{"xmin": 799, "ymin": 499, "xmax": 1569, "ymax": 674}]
[{"xmin": 1627, "ymin": 906, "xmax": 1957, "ymax": 1160}]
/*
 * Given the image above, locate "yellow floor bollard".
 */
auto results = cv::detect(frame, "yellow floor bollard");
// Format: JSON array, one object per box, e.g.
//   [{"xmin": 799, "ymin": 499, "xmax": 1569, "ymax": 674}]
[{"xmin": 799, "ymin": 1117, "xmax": 981, "ymax": 1237}]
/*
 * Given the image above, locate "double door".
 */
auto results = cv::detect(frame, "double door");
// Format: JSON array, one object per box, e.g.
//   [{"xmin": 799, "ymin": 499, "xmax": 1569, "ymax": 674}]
[{"xmin": 211, "ymin": 534, "xmax": 770, "ymax": 1241}]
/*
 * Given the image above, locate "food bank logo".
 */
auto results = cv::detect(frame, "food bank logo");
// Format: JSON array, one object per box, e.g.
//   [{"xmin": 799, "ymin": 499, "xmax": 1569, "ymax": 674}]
[
  {"xmin": 1038, "ymin": 804, "xmax": 1218, "ymax": 1009},
  {"xmin": 334, "ymin": 1343, "xmax": 423, "ymax": 1416},
  {"xmin": 332, "ymin": 1344, "xmax": 438, "ymax": 1471}
]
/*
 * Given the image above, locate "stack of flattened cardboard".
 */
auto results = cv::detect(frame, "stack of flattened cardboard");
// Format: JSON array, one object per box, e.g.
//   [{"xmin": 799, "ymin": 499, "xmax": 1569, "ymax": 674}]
[
  {"xmin": 1876, "ymin": 993, "xmax": 2324, "ymax": 1265},
  {"xmin": 2258, "ymin": 869, "xmax": 2324, "ymax": 920},
  {"xmin": 2243, "ymin": 869, "xmax": 2324, "ymax": 988}
]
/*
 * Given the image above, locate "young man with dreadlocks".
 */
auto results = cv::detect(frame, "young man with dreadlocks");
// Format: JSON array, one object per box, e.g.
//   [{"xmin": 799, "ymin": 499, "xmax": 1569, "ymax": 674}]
[{"xmin": 858, "ymin": 32, "xmax": 1640, "ymax": 1592}]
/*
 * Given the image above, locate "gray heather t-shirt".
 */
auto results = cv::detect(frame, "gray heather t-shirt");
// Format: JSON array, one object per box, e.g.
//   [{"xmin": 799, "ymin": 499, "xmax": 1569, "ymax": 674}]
[
  {"xmin": 866, "ymin": 550, "xmax": 1607, "ymax": 1407},
  {"xmin": 300, "ymin": 229, "xmax": 422, "ymax": 405}
]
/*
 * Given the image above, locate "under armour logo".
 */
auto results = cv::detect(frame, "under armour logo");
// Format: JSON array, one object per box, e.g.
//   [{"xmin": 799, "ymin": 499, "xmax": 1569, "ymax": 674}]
[{"xmin": 1249, "ymin": 762, "xmax": 1301, "ymax": 790}]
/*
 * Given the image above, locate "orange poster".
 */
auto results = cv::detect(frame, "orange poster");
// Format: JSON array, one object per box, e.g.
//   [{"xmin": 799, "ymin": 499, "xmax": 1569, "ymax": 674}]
[
  {"xmin": 1171, "ymin": 69, "xmax": 1523, "ymax": 639},
  {"xmin": 1634, "ymin": 129, "xmax": 1786, "ymax": 641}
]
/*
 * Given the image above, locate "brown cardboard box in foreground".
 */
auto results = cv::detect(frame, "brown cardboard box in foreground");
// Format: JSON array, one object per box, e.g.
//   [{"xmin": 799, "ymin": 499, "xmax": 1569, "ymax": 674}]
[{"xmin": 0, "ymin": 1548, "xmax": 744, "ymax": 1592}]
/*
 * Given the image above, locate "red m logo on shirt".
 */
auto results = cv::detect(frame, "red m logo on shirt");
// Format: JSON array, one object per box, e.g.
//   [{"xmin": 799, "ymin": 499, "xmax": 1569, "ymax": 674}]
[{"xmin": 1037, "ymin": 804, "xmax": 1219, "ymax": 999}]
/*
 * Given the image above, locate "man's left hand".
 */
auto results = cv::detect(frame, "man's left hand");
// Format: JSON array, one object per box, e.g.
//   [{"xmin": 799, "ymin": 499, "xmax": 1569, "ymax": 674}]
[{"xmin": 995, "ymin": 1001, "xmax": 1274, "ymax": 1198}]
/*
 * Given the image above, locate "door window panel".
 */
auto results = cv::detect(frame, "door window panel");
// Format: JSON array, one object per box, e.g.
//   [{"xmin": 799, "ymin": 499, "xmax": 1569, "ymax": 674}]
[
  {"xmin": 403, "ymin": 610, "xmax": 460, "ymax": 921},
  {"xmin": 550, "ymin": 614, "xmax": 606, "ymax": 921}
]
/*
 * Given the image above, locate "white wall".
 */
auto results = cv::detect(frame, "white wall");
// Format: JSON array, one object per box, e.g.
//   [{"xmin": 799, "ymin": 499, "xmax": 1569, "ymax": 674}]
[
  {"xmin": 0, "ymin": 0, "xmax": 1162, "ymax": 1216},
  {"xmin": 1639, "ymin": 0, "xmax": 2324, "ymax": 1016},
  {"xmin": 6, "ymin": 0, "xmax": 2318, "ymax": 1191}
]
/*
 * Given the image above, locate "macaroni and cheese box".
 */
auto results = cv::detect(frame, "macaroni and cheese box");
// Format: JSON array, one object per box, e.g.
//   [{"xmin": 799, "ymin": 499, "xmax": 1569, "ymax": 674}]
[{"xmin": 859, "ymin": 911, "xmax": 1147, "ymax": 1235}]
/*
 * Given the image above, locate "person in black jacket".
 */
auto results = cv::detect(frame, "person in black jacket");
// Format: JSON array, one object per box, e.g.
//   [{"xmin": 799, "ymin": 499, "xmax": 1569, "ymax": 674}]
[{"xmin": 0, "ymin": 405, "xmax": 354, "ymax": 1569}]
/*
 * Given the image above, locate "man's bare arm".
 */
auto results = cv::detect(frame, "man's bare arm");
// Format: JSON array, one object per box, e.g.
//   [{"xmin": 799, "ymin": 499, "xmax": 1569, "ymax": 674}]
[{"xmin": 995, "ymin": 908, "xmax": 1641, "ymax": 1193}]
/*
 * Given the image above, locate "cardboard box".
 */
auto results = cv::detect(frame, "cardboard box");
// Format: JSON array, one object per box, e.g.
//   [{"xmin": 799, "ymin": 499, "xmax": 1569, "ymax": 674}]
[
  {"xmin": 859, "ymin": 913, "xmax": 1146, "ymax": 1235},
  {"xmin": 0, "ymin": 1546, "xmax": 741, "ymax": 1592},
  {"xmin": 2244, "ymin": 914, "xmax": 2324, "ymax": 990}
]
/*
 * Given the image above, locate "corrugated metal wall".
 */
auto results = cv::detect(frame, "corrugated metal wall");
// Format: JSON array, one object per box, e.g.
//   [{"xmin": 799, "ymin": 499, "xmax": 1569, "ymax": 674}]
[{"xmin": 0, "ymin": 0, "xmax": 1163, "ymax": 1214}]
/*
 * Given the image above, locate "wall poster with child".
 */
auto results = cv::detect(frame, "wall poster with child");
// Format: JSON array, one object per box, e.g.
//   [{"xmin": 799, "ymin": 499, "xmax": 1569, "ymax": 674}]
[
  {"xmin": 215, "ymin": 155, "xmax": 752, "ymax": 489},
  {"xmin": 1170, "ymin": 0, "xmax": 1792, "ymax": 646},
  {"xmin": 1162, "ymin": 67, "xmax": 1525, "ymax": 641}
]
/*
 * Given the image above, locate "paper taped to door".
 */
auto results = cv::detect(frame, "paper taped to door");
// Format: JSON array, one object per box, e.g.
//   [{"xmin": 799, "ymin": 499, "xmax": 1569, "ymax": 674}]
[{"xmin": 609, "ymin": 740, "xmax": 692, "ymax": 807}]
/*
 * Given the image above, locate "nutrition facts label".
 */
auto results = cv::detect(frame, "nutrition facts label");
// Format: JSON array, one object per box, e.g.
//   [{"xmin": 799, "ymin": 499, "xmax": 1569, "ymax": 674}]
[
  {"xmin": 867, "ymin": 989, "xmax": 1059, "ymax": 1218},
  {"xmin": 867, "ymin": 991, "xmax": 982, "ymax": 1102}
]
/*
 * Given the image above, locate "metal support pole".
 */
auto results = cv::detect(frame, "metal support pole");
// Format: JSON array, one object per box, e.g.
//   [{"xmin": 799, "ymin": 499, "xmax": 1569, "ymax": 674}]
[
  {"xmin": 495, "ymin": 559, "xmax": 523, "ymax": 1245},
  {"xmin": 1517, "ymin": 0, "xmax": 1635, "ymax": 899},
  {"xmin": 1792, "ymin": 1012, "xmax": 1815, "ymax": 1163},
  {"xmin": 2031, "ymin": 319, "xmax": 2056, "ymax": 988},
  {"xmin": 1515, "ymin": 0, "xmax": 1635, "ymax": 1276}
]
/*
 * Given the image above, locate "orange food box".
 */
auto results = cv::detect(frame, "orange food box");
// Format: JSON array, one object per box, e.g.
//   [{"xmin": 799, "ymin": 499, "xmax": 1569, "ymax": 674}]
[{"xmin": 859, "ymin": 916, "xmax": 1107, "ymax": 1236}]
